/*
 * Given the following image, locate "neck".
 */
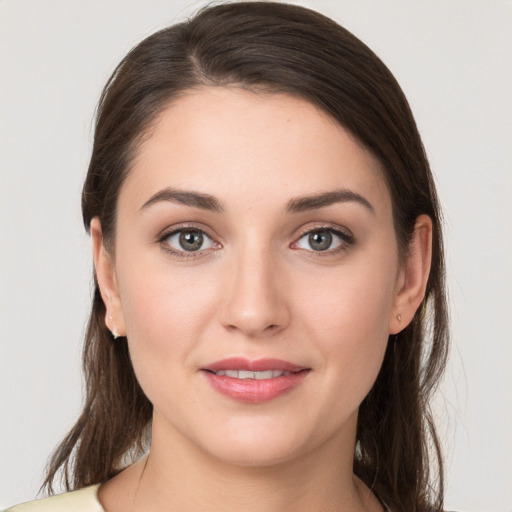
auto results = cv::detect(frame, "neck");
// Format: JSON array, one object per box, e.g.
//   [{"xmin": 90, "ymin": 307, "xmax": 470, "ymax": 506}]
[{"xmin": 128, "ymin": 413, "xmax": 381, "ymax": 512}]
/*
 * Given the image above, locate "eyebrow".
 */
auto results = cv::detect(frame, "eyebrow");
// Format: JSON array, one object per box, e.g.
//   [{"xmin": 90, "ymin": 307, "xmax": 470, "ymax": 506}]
[
  {"xmin": 285, "ymin": 189, "xmax": 374, "ymax": 214},
  {"xmin": 140, "ymin": 188, "xmax": 224, "ymax": 212},
  {"xmin": 140, "ymin": 187, "xmax": 374, "ymax": 215}
]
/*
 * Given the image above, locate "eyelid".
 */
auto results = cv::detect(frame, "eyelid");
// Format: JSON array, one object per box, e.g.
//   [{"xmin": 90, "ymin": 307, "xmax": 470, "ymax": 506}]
[
  {"xmin": 290, "ymin": 224, "xmax": 355, "ymax": 253},
  {"xmin": 295, "ymin": 223, "xmax": 353, "ymax": 240},
  {"xmin": 157, "ymin": 223, "xmax": 222, "ymax": 257},
  {"xmin": 155, "ymin": 222, "xmax": 354, "ymax": 257}
]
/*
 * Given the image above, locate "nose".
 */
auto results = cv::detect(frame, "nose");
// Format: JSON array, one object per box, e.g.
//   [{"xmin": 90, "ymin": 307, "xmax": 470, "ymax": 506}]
[{"xmin": 220, "ymin": 246, "xmax": 290, "ymax": 338}]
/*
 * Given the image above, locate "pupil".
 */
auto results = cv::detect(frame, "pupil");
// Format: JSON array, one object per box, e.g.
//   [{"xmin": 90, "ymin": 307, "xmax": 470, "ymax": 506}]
[
  {"xmin": 179, "ymin": 230, "xmax": 203, "ymax": 251},
  {"xmin": 309, "ymin": 231, "xmax": 332, "ymax": 251}
]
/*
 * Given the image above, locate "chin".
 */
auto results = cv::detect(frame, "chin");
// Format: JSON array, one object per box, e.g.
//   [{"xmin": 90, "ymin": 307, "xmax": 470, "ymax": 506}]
[
  {"xmin": 206, "ymin": 438, "xmax": 306, "ymax": 468},
  {"xmin": 189, "ymin": 415, "xmax": 326, "ymax": 469}
]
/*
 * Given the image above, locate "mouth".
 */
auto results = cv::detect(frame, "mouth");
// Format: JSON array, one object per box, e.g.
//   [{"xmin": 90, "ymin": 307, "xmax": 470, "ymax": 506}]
[
  {"xmin": 201, "ymin": 358, "xmax": 311, "ymax": 403},
  {"xmin": 202, "ymin": 357, "xmax": 308, "ymax": 373},
  {"xmin": 206, "ymin": 369, "xmax": 299, "ymax": 379}
]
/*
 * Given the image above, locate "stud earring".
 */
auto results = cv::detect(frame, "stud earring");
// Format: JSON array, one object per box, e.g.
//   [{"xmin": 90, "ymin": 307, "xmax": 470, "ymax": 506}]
[
  {"xmin": 108, "ymin": 315, "xmax": 120, "ymax": 339},
  {"xmin": 397, "ymin": 313, "xmax": 402, "ymax": 322}
]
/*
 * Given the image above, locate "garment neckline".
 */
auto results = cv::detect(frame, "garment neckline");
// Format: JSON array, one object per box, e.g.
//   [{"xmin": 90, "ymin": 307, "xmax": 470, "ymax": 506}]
[
  {"xmin": 90, "ymin": 483, "xmax": 392, "ymax": 512},
  {"xmin": 87, "ymin": 484, "xmax": 104, "ymax": 511}
]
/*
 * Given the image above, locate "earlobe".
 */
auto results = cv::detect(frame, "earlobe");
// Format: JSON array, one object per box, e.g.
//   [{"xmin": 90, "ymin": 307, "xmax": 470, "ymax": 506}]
[
  {"xmin": 90, "ymin": 217, "xmax": 126, "ymax": 338},
  {"xmin": 389, "ymin": 214, "xmax": 433, "ymax": 335}
]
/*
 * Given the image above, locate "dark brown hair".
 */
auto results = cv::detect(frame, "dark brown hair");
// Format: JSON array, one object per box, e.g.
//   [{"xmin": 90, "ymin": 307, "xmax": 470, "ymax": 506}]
[{"xmin": 44, "ymin": 2, "xmax": 449, "ymax": 511}]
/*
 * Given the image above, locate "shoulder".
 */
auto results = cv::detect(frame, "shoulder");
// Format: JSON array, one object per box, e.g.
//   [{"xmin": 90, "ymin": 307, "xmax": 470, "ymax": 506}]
[{"xmin": 3, "ymin": 485, "xmax": 103, "ymax": 512}]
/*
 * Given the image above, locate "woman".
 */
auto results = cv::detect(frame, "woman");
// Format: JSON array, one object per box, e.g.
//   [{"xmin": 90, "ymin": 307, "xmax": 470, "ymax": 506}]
[{"xmin": 5, "ymin": 2, "xmax": 449, "ymax": 511}]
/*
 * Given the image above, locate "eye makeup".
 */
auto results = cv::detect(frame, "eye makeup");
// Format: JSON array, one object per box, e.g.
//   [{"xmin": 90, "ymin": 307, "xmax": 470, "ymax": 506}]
[
  {"xmin": 290, "ymin": 223, "xmax": 355, "ymax": 257},
  {"xmin": 156, "ymin": 222, "xmax": 222, "ymax": 259},
  {"xmin": 155, "ymin": 220, "xmax": 355, "ymax": 261}
]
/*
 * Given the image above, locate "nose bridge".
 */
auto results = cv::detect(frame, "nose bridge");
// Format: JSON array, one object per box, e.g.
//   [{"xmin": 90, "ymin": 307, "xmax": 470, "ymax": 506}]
[{"xmin": 221, "ymin": 235, "xmax": 289, "ymax": 336}]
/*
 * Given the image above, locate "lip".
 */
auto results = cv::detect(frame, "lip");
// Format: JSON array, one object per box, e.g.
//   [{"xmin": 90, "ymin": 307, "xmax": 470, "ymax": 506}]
[
  {"xmin": 203, "ymin": 357, "xmax": 307, "ymax": 373},
  {"xmin": 201, "ymin": 357, "xmax": 311, "ymax": 404}
]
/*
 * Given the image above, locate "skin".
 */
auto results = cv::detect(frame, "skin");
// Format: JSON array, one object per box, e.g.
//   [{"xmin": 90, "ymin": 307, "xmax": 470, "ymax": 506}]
[{"xmin": 93, "ymin": 87, "xmax": 432, "ymax": 512}]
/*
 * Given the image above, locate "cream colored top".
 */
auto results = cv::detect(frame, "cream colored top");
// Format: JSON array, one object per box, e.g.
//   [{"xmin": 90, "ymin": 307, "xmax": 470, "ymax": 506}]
[
  {"xmin": 3, "ymin": 485, "xmax": 102, "ymax": 512},
  {"xmin": 5, "ymin": 486, "xmax": 463, "ymax": 512}
]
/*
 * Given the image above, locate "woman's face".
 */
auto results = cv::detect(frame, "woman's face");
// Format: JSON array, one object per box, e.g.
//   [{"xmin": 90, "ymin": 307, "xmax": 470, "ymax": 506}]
[{"xmin": 98, "ymin": 87, "xmax": 408, "ymax": 466}]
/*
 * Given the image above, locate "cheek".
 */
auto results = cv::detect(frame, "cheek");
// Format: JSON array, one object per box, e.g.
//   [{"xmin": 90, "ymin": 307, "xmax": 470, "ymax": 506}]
[
  {"xmin": 115, "ymin": 254, "xmax": 219, "ymax": 390},
  {"xmin": 298, "ymin": 259, "xmax": 396, "ymax": 339},
  {"xmin": 295, "ymin": 253, "xmax": 397, "ymax": 387}
]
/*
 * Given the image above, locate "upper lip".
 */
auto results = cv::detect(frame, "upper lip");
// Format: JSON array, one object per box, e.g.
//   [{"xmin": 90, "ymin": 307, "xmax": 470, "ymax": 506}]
[{"xmin": 202, "ymin": 357, "xmax": 308, "ymax": 373}]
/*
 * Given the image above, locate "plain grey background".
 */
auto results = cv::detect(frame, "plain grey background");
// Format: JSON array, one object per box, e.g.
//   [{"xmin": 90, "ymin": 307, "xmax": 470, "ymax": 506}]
[{"xmin": 1, "ymin": 1, "xmax": 511, "ymax": 510}]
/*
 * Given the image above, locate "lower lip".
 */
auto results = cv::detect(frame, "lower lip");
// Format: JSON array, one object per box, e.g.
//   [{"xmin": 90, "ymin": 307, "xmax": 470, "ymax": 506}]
[{"xmin": 202, "ymin": 370, "xmax": 310, "ymax": 404}]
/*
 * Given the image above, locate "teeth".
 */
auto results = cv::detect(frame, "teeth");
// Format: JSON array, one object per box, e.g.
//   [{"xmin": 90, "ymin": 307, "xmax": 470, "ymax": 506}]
[
  {"xmin": 214, "ymin": 370, "xmax": 292, "ymax": 379},
  {"xmin": 256, "ymin": 370, "xmax": 273, "ymax": 380}
]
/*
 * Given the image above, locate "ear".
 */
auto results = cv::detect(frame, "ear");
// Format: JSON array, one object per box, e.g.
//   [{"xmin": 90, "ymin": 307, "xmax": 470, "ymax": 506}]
[
  {"xmin": 90, "ymin": 217, "xmax": 126, "ymax": 338},
  {"xmin": 389, "ymin": 214, "xmax": 433, "ymax": 334}
]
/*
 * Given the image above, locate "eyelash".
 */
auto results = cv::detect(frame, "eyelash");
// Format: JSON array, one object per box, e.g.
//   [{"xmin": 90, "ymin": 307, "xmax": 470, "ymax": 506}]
[
  {"xmin": 291, "ymin": 225, "xmax": 355, "ymax": 256},
  {"xmin": 157, "ymin": 224, "xmax": 355, "ymax": 259},
  {"xmin": 157, "ymin": 223, "xmax": 220, "ymax": 259}
]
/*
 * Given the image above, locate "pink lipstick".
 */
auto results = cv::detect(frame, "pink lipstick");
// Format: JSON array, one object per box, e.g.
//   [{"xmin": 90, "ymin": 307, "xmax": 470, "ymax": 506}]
[{"xmin": 201, "ymin": 358, "xmax": 310, "ymax": 404}]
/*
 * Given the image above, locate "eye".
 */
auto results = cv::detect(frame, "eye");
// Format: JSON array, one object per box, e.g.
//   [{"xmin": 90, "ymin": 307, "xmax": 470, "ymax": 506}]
[
  {"xmin": 163, "ymin": 228, "xmax": 217, "ymax": 253},
  {"xmin": 293, "ymin": 228, "xmax": 351, "ymax": 252}
]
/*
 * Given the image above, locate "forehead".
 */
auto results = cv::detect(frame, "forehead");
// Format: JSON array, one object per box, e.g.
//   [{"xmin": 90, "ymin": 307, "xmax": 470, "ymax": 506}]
[{"xmin": 122, "ymin": 87, "xmax": 390, "ymax": 213}]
